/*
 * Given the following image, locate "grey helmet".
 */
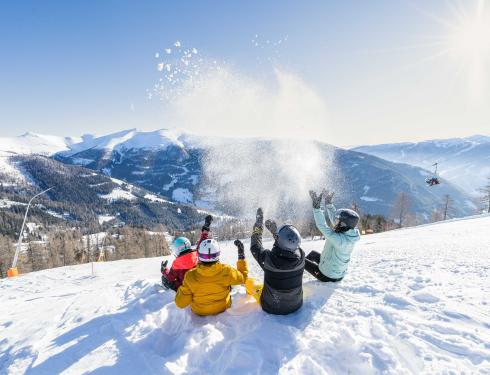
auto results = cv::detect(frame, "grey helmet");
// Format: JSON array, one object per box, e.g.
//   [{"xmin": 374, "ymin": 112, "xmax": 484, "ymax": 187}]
[
  {"xmin": 276, "ymin": 224, "xmax": 302, "ymax": 252},
  {"xmin": 335, "ymin": 209, "xmax": 360, "ymax": 229}
]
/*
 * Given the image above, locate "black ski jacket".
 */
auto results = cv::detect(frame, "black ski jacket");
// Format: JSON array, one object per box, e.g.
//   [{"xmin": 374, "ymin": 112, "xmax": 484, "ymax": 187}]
[{"xmin": 250, "ymin": 225, "xmax": 305, "ymax": 315}]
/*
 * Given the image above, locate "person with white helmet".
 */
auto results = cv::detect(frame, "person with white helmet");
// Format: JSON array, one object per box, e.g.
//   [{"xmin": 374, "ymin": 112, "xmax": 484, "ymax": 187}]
[
  {"xmin": 244, "ymin": 207, "xmax": 305, "ymax": 315},
  {"xmin": 306, "ymin": 189, "xmax": 360, "ymax": 282},
  {"xmin": 160, "ymin": 215, "xmax": 213, "ymax": 291},
  {"xmin": 175, "ymin": 222, "xmax": 248, "ymax": 316}
]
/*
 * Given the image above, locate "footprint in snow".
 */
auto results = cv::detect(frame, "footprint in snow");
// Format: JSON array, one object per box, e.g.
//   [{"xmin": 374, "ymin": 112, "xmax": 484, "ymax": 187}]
[
  {"xmin": 383, "ymin": 294, "xmax": 412, "ymax": 309},
  {"xmin": 412, "ymin": 293, "xmax": 440, "ymax": 304}
]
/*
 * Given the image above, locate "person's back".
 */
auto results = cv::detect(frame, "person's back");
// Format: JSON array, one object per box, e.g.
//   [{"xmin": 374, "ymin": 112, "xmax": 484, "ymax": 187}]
[
  {"xmin": 306, "ymin": 190, "xmax": 360, "ymax": 282},
  {"xmin": 249, "ymin": 208, "xmax": 305, "ymax": 315},
  {"xmin": 175, "ymin": 238, "xmax": 248, "ymax": 316},
  {"xmin": 316, "ymin": 212, "xmax": 359, "ymax": 279},
  {"xmin": 161, "ymin": 219, "xmax": 214, "ymax": 291},
  {"xmin": 259, "ymin": 245, "xmax": 305, "ymax": 314},
  {"xmin": 177, "ymin": 259, "xmax": 247, "ymax": 315},
  {"xmin": 164, "ymin": 249, "xmax": 198, "ymax": 289}
]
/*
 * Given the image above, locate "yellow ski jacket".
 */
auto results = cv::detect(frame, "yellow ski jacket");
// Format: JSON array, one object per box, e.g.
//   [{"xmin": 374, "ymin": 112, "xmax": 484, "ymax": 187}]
[{"xmin": 175, "ymin": 260, "xmax": 248, "ymax": 316}]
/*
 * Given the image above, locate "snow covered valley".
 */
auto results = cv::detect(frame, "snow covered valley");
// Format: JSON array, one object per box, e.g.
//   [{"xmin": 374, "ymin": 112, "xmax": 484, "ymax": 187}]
[{"xmin": 1, "ymin": 215, "xmax": 489, "ymax": 374}]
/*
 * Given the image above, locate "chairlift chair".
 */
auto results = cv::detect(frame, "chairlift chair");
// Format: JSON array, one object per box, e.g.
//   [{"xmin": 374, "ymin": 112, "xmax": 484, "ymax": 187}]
[{"xmin": 425, "ymin": 162, "xmax": 441, "ymax": 186}]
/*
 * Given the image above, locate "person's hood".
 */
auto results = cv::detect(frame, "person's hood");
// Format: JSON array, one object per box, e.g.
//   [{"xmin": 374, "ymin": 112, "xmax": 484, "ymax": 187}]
[
  {"xmin": 265, "ymin": 247, "xmax": 305, "ymax": 273},
  {"xmin": 272, "ymin": 244, "xmax": 303, "ymax": 259},
  {"xmin": 344, "ymin": 228, "xmax": 361, "ymax": 241}
]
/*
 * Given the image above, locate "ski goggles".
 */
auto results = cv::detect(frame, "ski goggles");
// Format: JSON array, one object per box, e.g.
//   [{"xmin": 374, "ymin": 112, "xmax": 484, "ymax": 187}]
[{"xmin": 198, "ymin": 251, "xmax": 220, "ymax": 260}]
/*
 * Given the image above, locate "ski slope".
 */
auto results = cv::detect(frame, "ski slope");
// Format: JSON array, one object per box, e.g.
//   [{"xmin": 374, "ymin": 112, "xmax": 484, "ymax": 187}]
[{"xmin": 1, "ymin": 216, "xmax": 489, "ymax": 374}]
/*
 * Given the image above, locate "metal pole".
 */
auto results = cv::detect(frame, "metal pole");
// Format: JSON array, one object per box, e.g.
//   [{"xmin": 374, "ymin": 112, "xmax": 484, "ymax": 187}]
[{"xmin": 12, "ymin": 187, "xmax": 53, "ymax": 268}]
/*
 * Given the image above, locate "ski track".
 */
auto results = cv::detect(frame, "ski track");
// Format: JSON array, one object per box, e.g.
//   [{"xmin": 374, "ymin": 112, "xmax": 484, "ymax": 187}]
[{"xmin": 1, "ymin": 215, "xmax": 490, "ymax": 374}]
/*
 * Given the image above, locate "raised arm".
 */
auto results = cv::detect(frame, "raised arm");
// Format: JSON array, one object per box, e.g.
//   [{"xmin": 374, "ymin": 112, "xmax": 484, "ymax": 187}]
[
  {"xmin": 196, "ymin": 214, "xmax": 212, "ymax": 250},
  {"xmin": 250, "ymin": 208, "xmax": 267, "ymax": 267},
  {"xmin": 231, "ymin": 240, "xmax": 248, "ymax": 283},
  {"xmin": 321, "ymin": 189, "xmax": 336, "ymax": 227},
  {"xmin": 310, "ymin": 190, "xmax": 346, "ymax": 248}
]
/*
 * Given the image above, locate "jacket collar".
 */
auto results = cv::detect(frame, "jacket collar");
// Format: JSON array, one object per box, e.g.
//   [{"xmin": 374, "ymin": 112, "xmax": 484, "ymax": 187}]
[
  {"xmin": 196, "ymin": 262, "xmax": 223, "ymax": 276},
  {"xmin": 272, "ymin": 245, "xmax": 303, "ymax": 259}
]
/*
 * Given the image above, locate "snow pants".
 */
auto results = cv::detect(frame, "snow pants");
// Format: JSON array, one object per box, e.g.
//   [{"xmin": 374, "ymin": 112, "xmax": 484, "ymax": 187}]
[
  {"xmin": 161, "ymin": 274, "xmax": 177, "ymax": 291},
  {"xmin": 305, "ymin": 251, "xmax": 343, "ymax": 283}
]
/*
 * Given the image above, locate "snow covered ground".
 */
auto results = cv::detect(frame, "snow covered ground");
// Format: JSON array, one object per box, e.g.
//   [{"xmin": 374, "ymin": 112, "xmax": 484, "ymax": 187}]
[{"xmin": 1, "ymin": 215, "xmax": 489, "ymax": 374}]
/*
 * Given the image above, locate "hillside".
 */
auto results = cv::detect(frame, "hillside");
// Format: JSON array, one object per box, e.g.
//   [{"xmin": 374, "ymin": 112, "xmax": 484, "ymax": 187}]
[
  {"xmin": 0, "ymin": 154, "xmax": 208, "ymax": 235},
  {"xmin": 353, "ymin": 135, "xmax": 490, "ymax": 196},
  {"xmin": 54, "ymin": 128, "xmax": 476, "ymax": 220},
  {"xmin": 1, "ymin": 215, "xmax": 489, "ymax": 374}
]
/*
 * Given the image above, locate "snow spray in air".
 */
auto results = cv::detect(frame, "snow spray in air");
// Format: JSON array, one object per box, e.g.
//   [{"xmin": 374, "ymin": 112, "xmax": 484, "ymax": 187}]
[{"xmin": 151, "ymin": 41, "xmax": 342, "ymax": 219}]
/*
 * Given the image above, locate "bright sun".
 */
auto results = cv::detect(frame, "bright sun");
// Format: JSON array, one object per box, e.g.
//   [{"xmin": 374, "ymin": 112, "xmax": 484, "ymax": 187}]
[{"xmin": 449, "ymin": 3, "xmax": 490, "ymax": 61}]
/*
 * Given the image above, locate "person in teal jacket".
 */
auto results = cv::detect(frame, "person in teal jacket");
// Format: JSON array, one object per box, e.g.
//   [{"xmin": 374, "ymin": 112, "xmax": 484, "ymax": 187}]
[{"xmin": 305, "ymin": 190, "xmax": 361, "ymax": 282}]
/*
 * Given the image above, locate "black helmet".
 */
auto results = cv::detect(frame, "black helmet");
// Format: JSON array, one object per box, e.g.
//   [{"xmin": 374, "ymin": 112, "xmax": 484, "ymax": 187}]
[
  {"xmin": 335, "ymin": 209, "xmax": 360, "ymax": 229},
  {"xmin": 276, "ymin": 224, "xmax": 302, "ymax": 252}
]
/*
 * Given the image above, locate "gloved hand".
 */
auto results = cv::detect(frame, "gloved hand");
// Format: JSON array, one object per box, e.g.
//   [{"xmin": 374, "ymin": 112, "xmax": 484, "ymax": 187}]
[
  {"xmin": 161, "ymin": 260, "xmax": 168, "ymax": 272},
  {"xmin": 234, "ymin": 239, "xmax": 245, "ymax": 260},
  {"xmin": 322, "ymin": 189, "xmax": 335, "ymax": 205},
  {"xmin": 265, "ymin": 219, "xmax": 278, "ymax": 239},
  {"xmin": 309, "ymin": 190, "xmax": 323, "ymax": 209},
  {"xmin": 255, "ymin": 208, "xmax": 264, "ymax": 228},
  {"xmin": 202, "ymin": 214, "xmax": 213, "ymax": 232}
]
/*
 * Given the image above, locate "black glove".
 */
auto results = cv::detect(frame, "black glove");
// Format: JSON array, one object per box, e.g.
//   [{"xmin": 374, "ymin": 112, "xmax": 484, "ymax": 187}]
[
  {"xmin": 265, "ymin": 219, "xmax": 278, "ymax": 239},
  {"xmin": 255, "ymin": 208, "xmax": 264, "ymax": 228},
  {"xmin": 202, "ymin": 214, "xmax": 213, "ymax": 232},
  {"xmin": 234, "ymin": 239, "xmax": 245, "ymax": 260},
  {"xmin": 161, "ymin": 260, "xmax": 168, "ymax": 272},
  {"xmin": 322, "ymin": 189, "xmax": 335, "ymax": 205},
  {"xmin": 309, "ymin": 190, "xmax": 322, "ymax": 209}
]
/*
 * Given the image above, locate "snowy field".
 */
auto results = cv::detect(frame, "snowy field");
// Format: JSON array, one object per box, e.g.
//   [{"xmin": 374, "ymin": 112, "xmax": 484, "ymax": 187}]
[{"xmin": 1, "ymin": 215, "xmax": 489, "ymax": 374}]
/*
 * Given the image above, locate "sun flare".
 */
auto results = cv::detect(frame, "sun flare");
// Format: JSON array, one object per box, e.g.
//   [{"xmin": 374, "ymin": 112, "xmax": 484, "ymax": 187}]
[{"xmin": 448, "ymin": 2, "xmax": 490, "ymax": 61}]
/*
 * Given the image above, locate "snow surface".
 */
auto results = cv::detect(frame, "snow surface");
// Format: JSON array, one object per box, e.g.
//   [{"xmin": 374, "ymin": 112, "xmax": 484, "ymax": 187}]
[
  {"xmin": 99, "ymin": 188, "xmax": 136, "ymax": 203},
  {"xmin": 0, "ymin": 198, "xmax": 26, "ymax": 209},
  {"xmin": 62, "ymin": 129, "xmax": 189, "ymax": 155},
  {"xmin": 98, "ymin": 215, "xmax": 116, "ymax": 225},
  {"xmin": 144, "ymin": 193, "xmax": 172, "ymax": 204},
  {"xmin": 0, "ymin": 133, "xmax": 79, "ymax": 156},
  {"xmin": 172, "ymin": 188, "xmax": 193, "ymax": 204},
  {"xmin": 1, "ymin": 216, "xmax": 490, "ymax": 374}
]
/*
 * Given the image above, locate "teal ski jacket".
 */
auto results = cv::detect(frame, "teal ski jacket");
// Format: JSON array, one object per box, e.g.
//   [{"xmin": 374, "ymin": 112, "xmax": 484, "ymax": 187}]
[{"xmin": 313, "ymin": 204, "xmax": 360, "ymax": 279}]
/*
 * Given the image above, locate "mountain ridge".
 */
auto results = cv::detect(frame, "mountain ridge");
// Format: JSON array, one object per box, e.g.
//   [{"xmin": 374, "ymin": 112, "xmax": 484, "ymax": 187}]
[{"xmin": 353, "ymin": 134, "xmax": 490, "ymax": 196}]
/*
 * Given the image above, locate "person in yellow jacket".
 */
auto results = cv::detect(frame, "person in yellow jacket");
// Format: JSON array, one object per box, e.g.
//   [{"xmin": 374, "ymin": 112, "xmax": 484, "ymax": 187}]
[{"xmin": 175, "ymin": 238, "xmax": 248, "ymax": 316}]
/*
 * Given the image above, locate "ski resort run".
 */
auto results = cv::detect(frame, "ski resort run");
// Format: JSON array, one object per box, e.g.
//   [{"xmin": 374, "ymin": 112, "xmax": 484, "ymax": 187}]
[{"xmin": 1, "ymin": 214, "xmax": 489, "ymax": 374}]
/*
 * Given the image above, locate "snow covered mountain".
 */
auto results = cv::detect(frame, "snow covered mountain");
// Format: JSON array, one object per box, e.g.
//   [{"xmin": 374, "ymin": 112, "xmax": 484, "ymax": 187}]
[
  {"xmin": 53, "ymin": 129, "xmax": 476, "ymax": 220},
  {"xmin": 1, "ymin": 214, "xmax": 489, "ymax": 374},
  {"xmin": 352, "ymin": 135, "xmax": 490, "ymax": 196},
  {"xmin": 0, "ymin": 132, "xmax": 80, "ymax": 156}
]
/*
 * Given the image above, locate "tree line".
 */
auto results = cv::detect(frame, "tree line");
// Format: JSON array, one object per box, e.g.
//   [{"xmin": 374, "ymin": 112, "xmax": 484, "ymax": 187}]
[{"xmin": 0, "ymin": 226, "xmax": 170, "ymax": 278}]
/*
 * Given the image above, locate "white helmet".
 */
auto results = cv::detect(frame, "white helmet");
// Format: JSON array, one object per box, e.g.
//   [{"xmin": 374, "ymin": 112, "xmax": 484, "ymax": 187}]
[{"xmin": 198, "ymin": 239, "xmax": 220, "ymax": 262}]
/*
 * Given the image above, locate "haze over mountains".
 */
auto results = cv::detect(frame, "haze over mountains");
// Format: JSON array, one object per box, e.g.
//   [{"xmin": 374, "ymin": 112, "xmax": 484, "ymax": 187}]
[
  {"xmin": 0, "ymin": 129, "xmax": 477, "ymax": 222},
  {"xmin": 353, "ymin": 135, "xmax": 490, "ymax": 196}
]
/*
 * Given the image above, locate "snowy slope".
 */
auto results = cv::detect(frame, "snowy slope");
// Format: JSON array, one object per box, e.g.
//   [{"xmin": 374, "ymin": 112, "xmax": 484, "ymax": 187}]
[
  {"xmin": 1, "ymin": 215, "xmax": 489, "ymax": 374},
  {"xmin": 0, "ymin": 132, "xmax": 81, "ymax": 184},
  {"xmin": 353, "ymin": 135, "xmax": 490, "ymax": 196},
  {"xmin": 61, "ymin": 128, "xmax": 194, "ymax": 156},
  {"xmin": 0, "ymin": 132, "xmax": 80, "ymax": 156}
]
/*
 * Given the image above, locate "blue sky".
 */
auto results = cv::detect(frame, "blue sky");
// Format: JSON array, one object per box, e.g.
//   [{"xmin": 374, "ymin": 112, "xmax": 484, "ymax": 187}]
[{"xmin": 1, "ymin": 1, "xmax": 489, "ymax": 146}]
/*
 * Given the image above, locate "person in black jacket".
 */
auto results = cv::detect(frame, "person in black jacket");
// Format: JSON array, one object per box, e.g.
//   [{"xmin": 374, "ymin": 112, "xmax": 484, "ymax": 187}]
[{"xmin": 244, "ymin": 207, "xmax": 305, "ymax": 315}]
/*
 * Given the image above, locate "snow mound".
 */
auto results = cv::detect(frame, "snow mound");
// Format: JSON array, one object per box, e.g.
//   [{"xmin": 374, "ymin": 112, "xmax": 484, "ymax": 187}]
[{"xmin": 1, "ymin": 215, "xmax": 489, "ymax": 374}]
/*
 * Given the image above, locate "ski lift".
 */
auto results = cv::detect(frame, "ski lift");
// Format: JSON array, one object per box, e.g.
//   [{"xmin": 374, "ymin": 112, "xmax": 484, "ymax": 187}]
[{"xmin": 425, "ymin": 162, "xmax": 441, "ymax": 187}]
